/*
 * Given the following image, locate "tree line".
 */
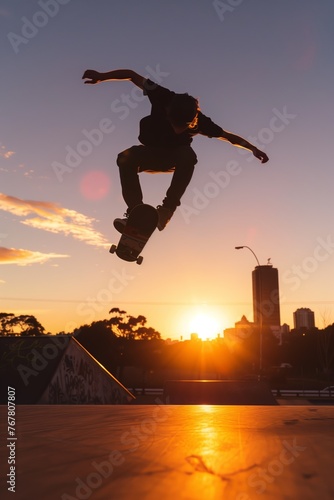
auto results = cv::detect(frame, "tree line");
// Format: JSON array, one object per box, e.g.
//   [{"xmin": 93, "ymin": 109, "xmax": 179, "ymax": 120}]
[
  {"xmin": 0, "ymin": 308, "xmax": 160, "ymax": 339},
  {"xmin": 1, "ymin": 310, "xmax": 334, "ymax": 384}
]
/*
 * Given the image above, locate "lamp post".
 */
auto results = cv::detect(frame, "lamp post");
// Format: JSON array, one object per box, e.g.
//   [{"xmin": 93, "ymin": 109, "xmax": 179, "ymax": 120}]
[
  {"xmin": 235, "ymin": 246, "xmax": 260, "ymax": 267},
  {"xmin": 235, "ymin": 245, "xmax": 263, "ymax": 380}
]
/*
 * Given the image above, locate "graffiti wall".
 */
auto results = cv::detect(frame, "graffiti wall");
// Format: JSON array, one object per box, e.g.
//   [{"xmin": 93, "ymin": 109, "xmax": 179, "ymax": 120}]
[
  {"xmin": 0, "ymin": 336, "xmax": 69, "ymax": 404},
  {"xmin": 39, "ymin": 338, "xmax": 134, "ymax": 404}
]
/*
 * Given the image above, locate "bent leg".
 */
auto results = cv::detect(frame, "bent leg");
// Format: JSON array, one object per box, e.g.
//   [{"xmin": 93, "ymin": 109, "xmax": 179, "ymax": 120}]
[
  {"xmin": 162, "ymin": 147, "xmax": 197, "ymax": 212},
  {"xmin": 117, "ymin": 146, "xmax": 145, "ymax": 210},
  {"xmin": 117, "ymin": 145, "xmax": 197, "ymax": 215}
]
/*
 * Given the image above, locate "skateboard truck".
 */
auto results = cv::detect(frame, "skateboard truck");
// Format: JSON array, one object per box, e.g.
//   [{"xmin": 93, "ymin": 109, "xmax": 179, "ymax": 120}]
[{"xmin": 109, "ymin": 244, "xmax": 144, "ymax": 265}]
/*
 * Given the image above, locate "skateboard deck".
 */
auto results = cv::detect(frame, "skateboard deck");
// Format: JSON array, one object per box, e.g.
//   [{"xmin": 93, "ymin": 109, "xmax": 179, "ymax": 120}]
[{"xmin": 109, "ymin": 204, "xmax": 158, "ymax": 264}]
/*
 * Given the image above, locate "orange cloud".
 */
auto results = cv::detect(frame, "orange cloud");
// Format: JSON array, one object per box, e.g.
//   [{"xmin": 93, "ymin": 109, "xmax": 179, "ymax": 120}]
[
  {"xmin": 0, "ymin": 247, "xmax": 68, "ymax": 266},
  {"xmin": 0, "ymin": 193, "xmax": 109, "ymax": 248}
]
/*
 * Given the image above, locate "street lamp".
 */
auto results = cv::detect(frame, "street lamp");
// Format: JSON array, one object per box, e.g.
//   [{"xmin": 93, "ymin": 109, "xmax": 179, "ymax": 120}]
[
  {"xmin": 235, "ymin": 246, "xmax": 260, "ymax": 267},
  {"xmin": 235, "ymin": 245, "xmax": 263, "ymax": 380}
]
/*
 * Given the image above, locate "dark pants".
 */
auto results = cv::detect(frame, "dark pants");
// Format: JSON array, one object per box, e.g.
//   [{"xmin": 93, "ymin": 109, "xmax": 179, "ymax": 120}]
[{"xmin": 116, "ymin": 145, "xmax": 197, "ymax": 212}]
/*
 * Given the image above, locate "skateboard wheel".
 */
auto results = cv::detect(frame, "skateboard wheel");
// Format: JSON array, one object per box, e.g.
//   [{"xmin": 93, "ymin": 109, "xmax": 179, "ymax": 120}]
[
  {"xmin": 109, "ymin": 244, "xmax": 117, "ymax": 254},
  {"xmin": 136, "ymin": 256, "xmax": 143, "ymax": 265}
]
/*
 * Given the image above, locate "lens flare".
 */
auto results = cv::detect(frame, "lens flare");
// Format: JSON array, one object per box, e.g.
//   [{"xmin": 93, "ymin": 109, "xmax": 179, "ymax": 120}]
[{"xmin": 80, "ymin": 170, "xmax": 110, "ymax": 200}]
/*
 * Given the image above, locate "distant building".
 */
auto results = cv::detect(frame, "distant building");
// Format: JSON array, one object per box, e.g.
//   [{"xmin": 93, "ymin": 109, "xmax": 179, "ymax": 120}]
[
  {"xmin": 224, "ymin": 315, "xmax": 254, "ymax": 346},
  {"xmin": 235, "ymin": 315, "xmax": 254, "ymax": 336},
  {"xmin": 165, "ymin": 338, "xmax": 179, "ymax": 345},
  {"xmin": 293, "ymin": 308, "xmax": 315, "ymax": 330},
  {"xmin": 252, "ymin": 264, "xmax": 281, "ymax": 328},
  {"xmin": 281, "ymin": 323, "xmax": 290, "ymax": 334}
]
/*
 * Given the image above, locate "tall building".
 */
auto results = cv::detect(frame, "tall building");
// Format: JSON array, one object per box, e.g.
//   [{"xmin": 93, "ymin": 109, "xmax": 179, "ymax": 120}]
[
  {"xmin": 293, "ymin": 308, "xmax": 315, "ymax": 330},
  {"xmin": 252, "ymin": 264, "xmax": 281, "ymax": 328}
]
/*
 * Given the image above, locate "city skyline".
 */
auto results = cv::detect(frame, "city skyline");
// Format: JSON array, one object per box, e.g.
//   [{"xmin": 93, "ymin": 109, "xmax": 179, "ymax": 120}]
[
  {"xmin": 1, "ymin": 1, "xmax": 334, "ymax": 339},
  {"xmin": 0, "ymin": 290, "xmax": 322, "ymax": 341}
]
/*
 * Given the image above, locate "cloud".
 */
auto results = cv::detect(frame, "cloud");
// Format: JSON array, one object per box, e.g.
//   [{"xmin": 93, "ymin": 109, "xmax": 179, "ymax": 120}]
[
  {"xmin": 0, "ymin": 247, "xmax": 69, "ymax": 266},
  {"xmin": 0, "ymin": 144, "xmax": 15, "ymax": 159},
  {"xmin": 0, "ymin": 193, "xmax": 109, "ymax": 248}
]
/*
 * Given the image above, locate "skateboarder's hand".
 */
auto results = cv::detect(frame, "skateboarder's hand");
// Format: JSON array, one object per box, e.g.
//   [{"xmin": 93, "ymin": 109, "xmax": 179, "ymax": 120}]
[
  {"xmin": 253, "ymin": 148, "xmax": 269, "ymax": 164},
  {"xmin": 82, "ymin": 69, "xmax": 101, "ymax": 84}
]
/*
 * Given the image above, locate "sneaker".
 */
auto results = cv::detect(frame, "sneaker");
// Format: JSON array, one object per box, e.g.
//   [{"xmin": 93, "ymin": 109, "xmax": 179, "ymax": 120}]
[
  {"xmin": 156, "ymin": 205, "xmax": 173, "ymax": 231},
  {"xmin": 113, "ymin": 213, "xmax": 128, "ymax": 233}
]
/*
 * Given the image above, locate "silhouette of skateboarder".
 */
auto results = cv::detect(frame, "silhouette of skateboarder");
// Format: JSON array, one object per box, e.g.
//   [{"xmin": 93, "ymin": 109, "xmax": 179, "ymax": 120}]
[{"xmin": 82, "ymin": 69, "xmax": 269, "ymax": 231}]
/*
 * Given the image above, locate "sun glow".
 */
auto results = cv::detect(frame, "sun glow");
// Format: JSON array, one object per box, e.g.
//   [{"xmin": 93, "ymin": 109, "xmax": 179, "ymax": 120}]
[{"xmin": 187, "ymin": 309, "xmax": 222, "ymax": 341}]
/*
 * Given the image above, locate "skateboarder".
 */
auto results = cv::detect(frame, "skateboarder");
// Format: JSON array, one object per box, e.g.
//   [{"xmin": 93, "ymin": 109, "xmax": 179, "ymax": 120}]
[{"xmin": 82, "ymin": 69, "xmax": 269, "ymax": 231}]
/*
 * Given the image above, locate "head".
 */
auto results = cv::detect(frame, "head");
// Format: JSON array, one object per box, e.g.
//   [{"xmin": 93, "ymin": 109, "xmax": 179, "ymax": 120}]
[{"xmin": 166, "ymin": 93, "xmax": 199, "ymax": 134}]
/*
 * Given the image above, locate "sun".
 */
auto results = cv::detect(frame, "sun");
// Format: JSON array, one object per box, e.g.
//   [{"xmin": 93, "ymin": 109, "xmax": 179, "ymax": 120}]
[{"xmin": 187, "ymin": 310, "xmax": 221, "ymax": 341}]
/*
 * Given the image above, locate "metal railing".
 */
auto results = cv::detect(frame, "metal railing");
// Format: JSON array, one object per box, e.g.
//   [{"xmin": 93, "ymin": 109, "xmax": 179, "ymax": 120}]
[{"xmin": 130, "ymin": 388, "xmax": 334, "ymax": 398}]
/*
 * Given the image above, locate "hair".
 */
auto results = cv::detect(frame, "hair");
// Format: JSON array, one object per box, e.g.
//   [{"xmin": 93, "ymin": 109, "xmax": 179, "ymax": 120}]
[{"xmin": 167, "ymin": 93, "xmax": 199, "ymax": 126}]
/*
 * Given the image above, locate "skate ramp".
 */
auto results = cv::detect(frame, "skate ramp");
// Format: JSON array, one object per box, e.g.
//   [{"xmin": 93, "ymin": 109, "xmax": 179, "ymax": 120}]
[{"xmin": 0, "ymin": 336, "xmax": 134, "ymax": 404}]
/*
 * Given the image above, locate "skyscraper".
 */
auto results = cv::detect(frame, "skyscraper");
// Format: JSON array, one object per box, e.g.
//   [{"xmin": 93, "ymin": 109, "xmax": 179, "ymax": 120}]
[
  {"xmin": 252, "ymin": 264, "xmax": 281, "ymax": 328},
  {"xmin": 293, "ymin": 308, "xmax": 315, "ymax": 330}
]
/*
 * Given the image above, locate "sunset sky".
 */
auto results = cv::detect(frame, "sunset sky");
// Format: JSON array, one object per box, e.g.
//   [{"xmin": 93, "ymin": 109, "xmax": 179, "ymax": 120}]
[{"xmin": 1, "ymin": 0, "xmax": 334, "ymax": 339}]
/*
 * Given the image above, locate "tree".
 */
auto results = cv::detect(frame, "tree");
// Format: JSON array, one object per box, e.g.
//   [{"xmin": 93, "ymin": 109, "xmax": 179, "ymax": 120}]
[
  {"xmin": 108, "ymin": 308, "xmax": 161, "ymax": 340},
  {"xmin": 74, "ymin": 320, "xmax": 119, "ymax": 372},
  {"xmin": 0, "ymin": 313, "xmax": 45, "ymax": 336},
  {"xmin": 0, "ymin": 313, "xmax": 15, "ymax": 335}
]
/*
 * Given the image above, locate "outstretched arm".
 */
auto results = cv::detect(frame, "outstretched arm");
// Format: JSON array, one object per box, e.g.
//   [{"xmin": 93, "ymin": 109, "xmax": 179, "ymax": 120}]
[
  {"xmin": 220, "ymin": 130, "xmax": 269, "ymax": 163},
  {"xmin": 82, "ymin": 69, "xmax": 145, "ymax": 89}
]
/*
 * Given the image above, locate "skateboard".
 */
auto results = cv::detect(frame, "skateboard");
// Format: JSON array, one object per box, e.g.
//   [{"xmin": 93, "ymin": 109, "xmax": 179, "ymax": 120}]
[{"xmin": 109, "ymin": 204, "xmax": 158, "ymax": 264}]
